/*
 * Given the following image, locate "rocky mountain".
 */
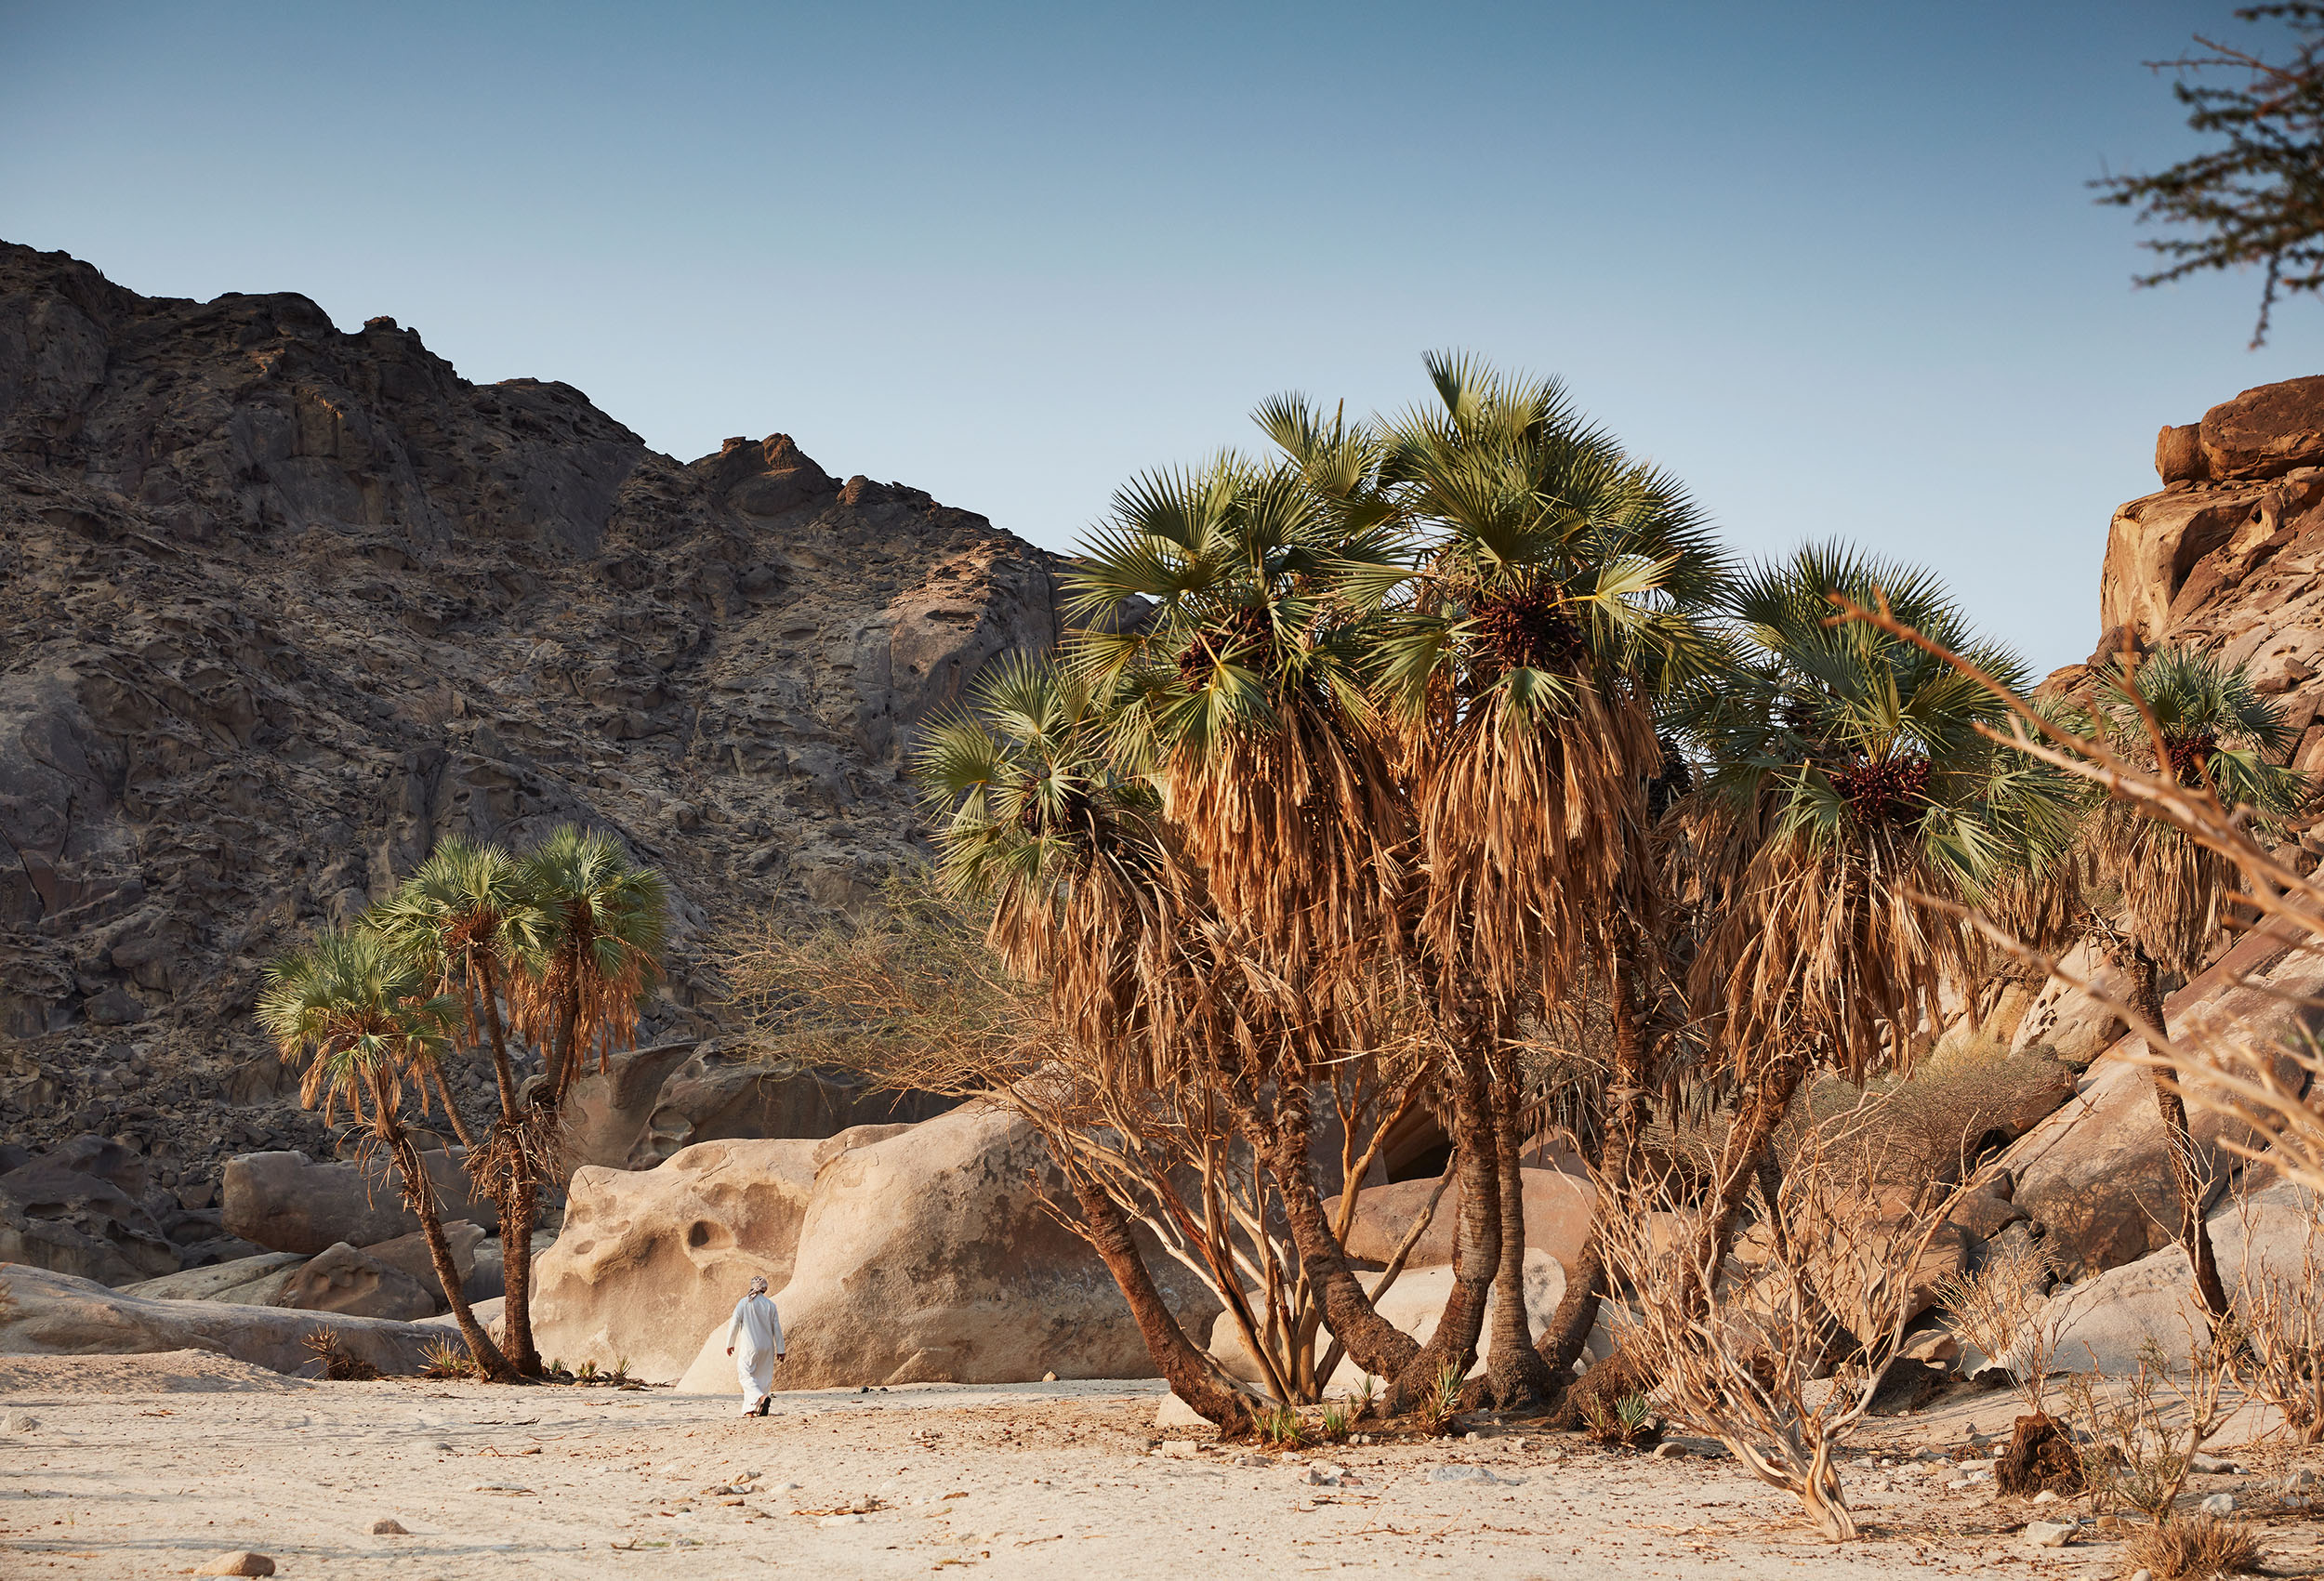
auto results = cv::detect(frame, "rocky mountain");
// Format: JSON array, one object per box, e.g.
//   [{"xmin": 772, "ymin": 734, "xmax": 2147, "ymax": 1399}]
[{"xmin": 0, "ymin": 241, "xmax": 1064, "ymax": 1192}]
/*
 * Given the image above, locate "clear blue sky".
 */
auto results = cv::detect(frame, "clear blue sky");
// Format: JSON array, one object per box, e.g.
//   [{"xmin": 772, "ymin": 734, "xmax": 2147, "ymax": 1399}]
[{"xmin": 4, "ymin": 2, "xmax": 2313, "ymax": 673}]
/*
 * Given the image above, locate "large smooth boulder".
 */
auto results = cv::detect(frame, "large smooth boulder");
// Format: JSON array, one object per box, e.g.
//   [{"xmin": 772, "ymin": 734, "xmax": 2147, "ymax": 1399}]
[
  {"xmin": 0, "ymin": 1147, "xmax": 178, "ymax": 1286},
  {"xmin": 674, "ymin": 1104, "xmax": 1221, "ymax": 1392},
  {"xmin": 2198, "ymin": 376, "xmax": 2324, "ymax": 481},
  {"xmin": 558, "ymin": 1040, "xmax": 962, "ymax": 1175},
  {"xmin": 121, "ymin": 1253, "xmax": 309, "ymax": 1306},
  {"xmin": 221, "ymin": 1150, "xmax": 495, "ymax": 1255},
  {"xmin": 2002, "ymin": 944, "xmax": 2320, "ymax": 1278},
  {"xmin": 1332, "ymin": 1167, "xmax": 1595, "ymax": 1275},
  {"xmin": 0, "ymin": 1263, "xmax": 437, "ymax": 1376},
  {"xmin": 2009, "ymin": 1175, "xmax": 2318, "ymax": 1376},
  {"xmin": 360, "ymin": 1221, "xmax": 484, "ymax": 1308},
  {"xmin": 273, "ymin": 1242, "xmax": 437, "ymax": 1322},
  {"xmin": 531, "ymin": 1137, "xmax": 823, "ymax": 1382}
]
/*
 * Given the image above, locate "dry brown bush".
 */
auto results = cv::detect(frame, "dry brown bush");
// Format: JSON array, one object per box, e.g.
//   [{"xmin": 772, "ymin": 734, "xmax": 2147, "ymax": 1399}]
[
  {"xmin": 2224, "ymin": 1179, "xmax": 2324, "ymax": 1443},
  {"xmin": 2119, "ymin": 1512, "xmax": 2264, "ymax": 1580},
  {"xmin": 1598, "ymin": 1096, "xmax": 1979, "ymax": 1540}
]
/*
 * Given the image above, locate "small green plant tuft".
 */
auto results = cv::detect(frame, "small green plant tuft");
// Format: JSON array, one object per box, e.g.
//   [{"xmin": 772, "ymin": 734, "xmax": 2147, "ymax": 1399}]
[
  {"xmin": 1350, "ymin": 1374, "xmax": 1380, "ymax": 1418},
  {"xmin": 1582, "ymin": 1391, "xmax": 1659, "ymax": 1450},
  {"xmin": 418, "ymin": 1338, "xmax": 481, "ymax": 1380},
  {"xmin": 1256, "ymin": 1404, "xmax": 1306, "ymax": 1449},
  {"xmin": 303, "ymin": 1328, "xmax": 382, "ymax": 1382},
  {"xmin": 1417, "ymin": 1362, "xmax": 1464, "ymax": 1435},
  {"xmin": 1317, "ymin": 1405, "xmax": 1351, "ymax": 1443}
]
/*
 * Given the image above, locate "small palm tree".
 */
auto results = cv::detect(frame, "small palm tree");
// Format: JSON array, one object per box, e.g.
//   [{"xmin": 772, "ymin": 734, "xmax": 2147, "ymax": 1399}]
[
  {"xmin": 256, "ymin": 927, "xmax": 520, "ymax": 1381},
  {"xmin": 372, "ymin": 838, "xmax": 549, "ymax": 1375},
  {"xmin": 1676, "ymin": 546, "xmax": 2064, "ymax": 1272},
  {"xmin": 2087, "ymin": 646, "xmax": 2308, "ymax": 1320},
  {"xmin": 509, "ymin": 826, "xmax": 668, "ymax": 1106}
]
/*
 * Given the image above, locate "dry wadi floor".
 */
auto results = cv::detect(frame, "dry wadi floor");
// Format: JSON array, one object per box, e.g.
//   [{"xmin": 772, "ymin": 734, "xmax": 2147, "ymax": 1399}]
[{"xmin": 3, "ymin": 1354, "xmax": 2321, "ymax": 1579}]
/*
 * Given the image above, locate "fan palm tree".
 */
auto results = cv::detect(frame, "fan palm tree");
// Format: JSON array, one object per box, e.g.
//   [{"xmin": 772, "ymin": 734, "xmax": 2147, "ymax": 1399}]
[
  {"xmin": 1354, "ymin": 352, "xmax": 1727, "ymax": 1405},
  {"xmin": 1062, "ymin": 443, "xmax": 1457, "ymax": 1403},
  {"xmin": 509, "ymin": 825, "xmax": 669, "ymax": 1108},
  {"xmin": 1676, "ymin": 545, "xmax": 2062, "ymax": 1276},
  {"xmin": 372, "ymin": 838, "xmax": 550, "ymax": 1375},
  {"xmin": 256, "ymin": 927, "xmax": 520, "ymax": 1381},
  {"xmin": 915, "ymin": 653, "xmax": 1264, "ymax": 1429},
  {"xmin": 2087, "ymin": 645, "xmax": 2308, "ymax": 1320}
]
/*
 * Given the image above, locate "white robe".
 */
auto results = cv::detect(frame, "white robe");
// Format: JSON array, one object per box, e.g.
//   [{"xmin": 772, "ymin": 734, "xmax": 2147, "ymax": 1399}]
[{"xmin": 728, "ymin": 1292, "xmax": 785, "ymax": 1407}]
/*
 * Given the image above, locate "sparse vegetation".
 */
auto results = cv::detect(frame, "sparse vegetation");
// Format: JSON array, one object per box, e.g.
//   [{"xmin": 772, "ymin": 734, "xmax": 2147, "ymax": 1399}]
[
  {"xmin": 1580, "ymin": 1391, "xmax": 1659, "ymax": 1451},
  {"xmin": 418, "ymin": 1338, "xmax": 482, "ymax": 1380},
  {"xmin": 302, "ymin": 1329, "xmax": 382, "ymax": 1382}
]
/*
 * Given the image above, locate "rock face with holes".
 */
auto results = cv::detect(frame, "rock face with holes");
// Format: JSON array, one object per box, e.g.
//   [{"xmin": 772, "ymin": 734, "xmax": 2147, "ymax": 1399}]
[
  {"xmin": 0, "ymin": 240, "xmax": 1067, "ymax": 1198},
  {"xmin": 528, "ymin": 1135, "xmax": 824, "ymax": 1382}
]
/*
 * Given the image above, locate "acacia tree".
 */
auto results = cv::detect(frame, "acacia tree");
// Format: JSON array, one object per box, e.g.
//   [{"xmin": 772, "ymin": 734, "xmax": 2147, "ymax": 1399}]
[
  {"xmin": 257, "ymin": 927, "xmax": 521, "ymax": 1381},
  {"xmin": 2093, "ymin": 4, "xmax": 2324, "ymax": 347},
  {"xmin": 2086, "ymin": 646, "xmax": 2306, "ymax": 1320},
  {"xmin": 373, "ymin": 838, "xmax": 550, "ymax": 1376},
  {"xmin": 1354, "ymin": 353, "xmax": 1726, "ymax": 1405},
  {"xmin": 1673, "ymin": 547, "xmax": 2063, "ymax": 1274}
]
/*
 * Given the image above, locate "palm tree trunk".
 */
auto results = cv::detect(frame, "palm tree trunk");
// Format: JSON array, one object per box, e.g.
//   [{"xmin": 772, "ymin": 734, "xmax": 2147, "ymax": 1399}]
[
  {"xmin": 500, "ymin": 1140, "xmax": 544, "ymax": 1376},
  {"xmin": 1391, "ymin": 1060, "xmax": 1499, "ymax": 1409},
  {"xmin": 1069, "ymin": 1173, "xmax": 1256, "ymax": 1432},
  {"xmin": 1694, "ymin": 1050, "xmax": 1807, "ymax": 1306},
  {"xmin": 1257, "ymin": 1089, "xmax": 1423, "ymax": 1390},
  {"xmin": 384, "ymin": 1120, "xmax": 521, "ymax": 1383},
  {"xmin": 1477, "ymin": 1073, "xmax": 1556, "ymax": 1407},
  {"xmin": 1538, "ymin": 938, "xmax": 1649, "ymax": 1375},
  {"xmin": 476, "ymin": 962, "xmax": 543, "ymax": 1377},
  {"xmin": 427, "ymin": 1065, "xmax": 476, "ymax": 1150},
  {"xmin": 2125, "ymin": 947, "xmax": 2231, "ymax": 1323}
]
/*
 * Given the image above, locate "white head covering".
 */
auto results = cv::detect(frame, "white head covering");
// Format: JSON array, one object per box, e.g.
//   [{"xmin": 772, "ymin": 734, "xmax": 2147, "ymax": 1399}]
[{"xmin": 747, "ymin": 1275, "xmax": 770, "ymax": 1297}]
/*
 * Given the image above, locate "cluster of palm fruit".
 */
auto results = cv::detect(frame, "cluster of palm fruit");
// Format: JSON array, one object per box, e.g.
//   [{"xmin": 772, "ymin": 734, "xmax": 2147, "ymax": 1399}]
[
  {"xmin": 2162, "ymin": 729, "xmax": 2220, "ymax": 784},
  {"xmin": 1468, "ymin": 582, "xmax": 1588, "ymax": 677},
  {"xmin": 1827, "ymin": 753, "xmax": 1933, "ymax": 826},
  {"xmin": 1179, "ymin": 603, "xmax": 1277, "ymax": 686}
]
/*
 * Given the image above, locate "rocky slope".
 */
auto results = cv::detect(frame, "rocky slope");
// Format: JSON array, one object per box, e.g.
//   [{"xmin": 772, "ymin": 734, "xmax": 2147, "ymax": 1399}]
[{"xmin": 0, "ymin": 241, "xmax": 1064, "ymax": 1196}]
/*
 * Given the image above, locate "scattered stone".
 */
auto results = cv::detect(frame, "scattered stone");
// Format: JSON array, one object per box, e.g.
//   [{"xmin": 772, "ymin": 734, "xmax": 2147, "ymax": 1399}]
[
  {"xmin": 4, "ymin": 1412, "xmax": 36, "ymax": 1431},
  {"xmin": 2030, "ymin": 1489, "xmax": 2059, "ymax": 1506},
  {"xmin": 1303, "ymin": 1465, "xmax": 1345, "ymax": 1486},
  {"xmin": 1651, "ymin": 1442, "xmax": 1687, "ymax": 1460},
  {"xmin": 819, "ymin": 1513, "xmax": 865, "ymax": 1527},
  {"xmin": 2129, "ymin": 1570, "xmax": 2153, "ymax": 1581},
  {"xmin": 2189, "ymin": 1452, "xmax": 2237, "ymax": 1474},
  {"xmin": 371, "ymin": 1518, "xmax": 408, "ymax": 1535},
  {"xmin": 1428, "ymin": 1464, "xmax": 1519, "ymax": 1485},
  {"xmin": 194, "ymin": 1554, "xmax": 275, "ymax": 1577},
  {"xmin": 2199, "ymin": 1491, "xmax": 2235, "ymax": 1517},
  {"xmin": 2024, "ymin": 1521, "xmax": 2076, "ymax": 1548},
  {"xmin": 1041, "ymin": 1371, "xmax": 1058, "ymax": 1383}
]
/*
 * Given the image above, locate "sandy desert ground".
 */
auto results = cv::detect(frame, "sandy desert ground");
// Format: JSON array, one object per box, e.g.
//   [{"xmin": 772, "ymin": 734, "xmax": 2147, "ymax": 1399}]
[{"xmin": 3, "ymin": 1353, "xmax": 2321, "ymax": 1580}]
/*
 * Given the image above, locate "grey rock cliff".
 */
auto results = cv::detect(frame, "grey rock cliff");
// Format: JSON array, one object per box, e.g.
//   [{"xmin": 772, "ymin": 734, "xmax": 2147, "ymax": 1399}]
[{"xmin": 0, "ymin": 242, "xmax": 1063, "ymax": 1192}]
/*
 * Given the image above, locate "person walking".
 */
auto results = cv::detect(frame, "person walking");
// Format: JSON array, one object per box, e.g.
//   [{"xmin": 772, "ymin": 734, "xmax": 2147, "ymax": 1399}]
[{"xmin": 726, "ymin": 1274, "xmax": 785, "ymax": 1417}]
